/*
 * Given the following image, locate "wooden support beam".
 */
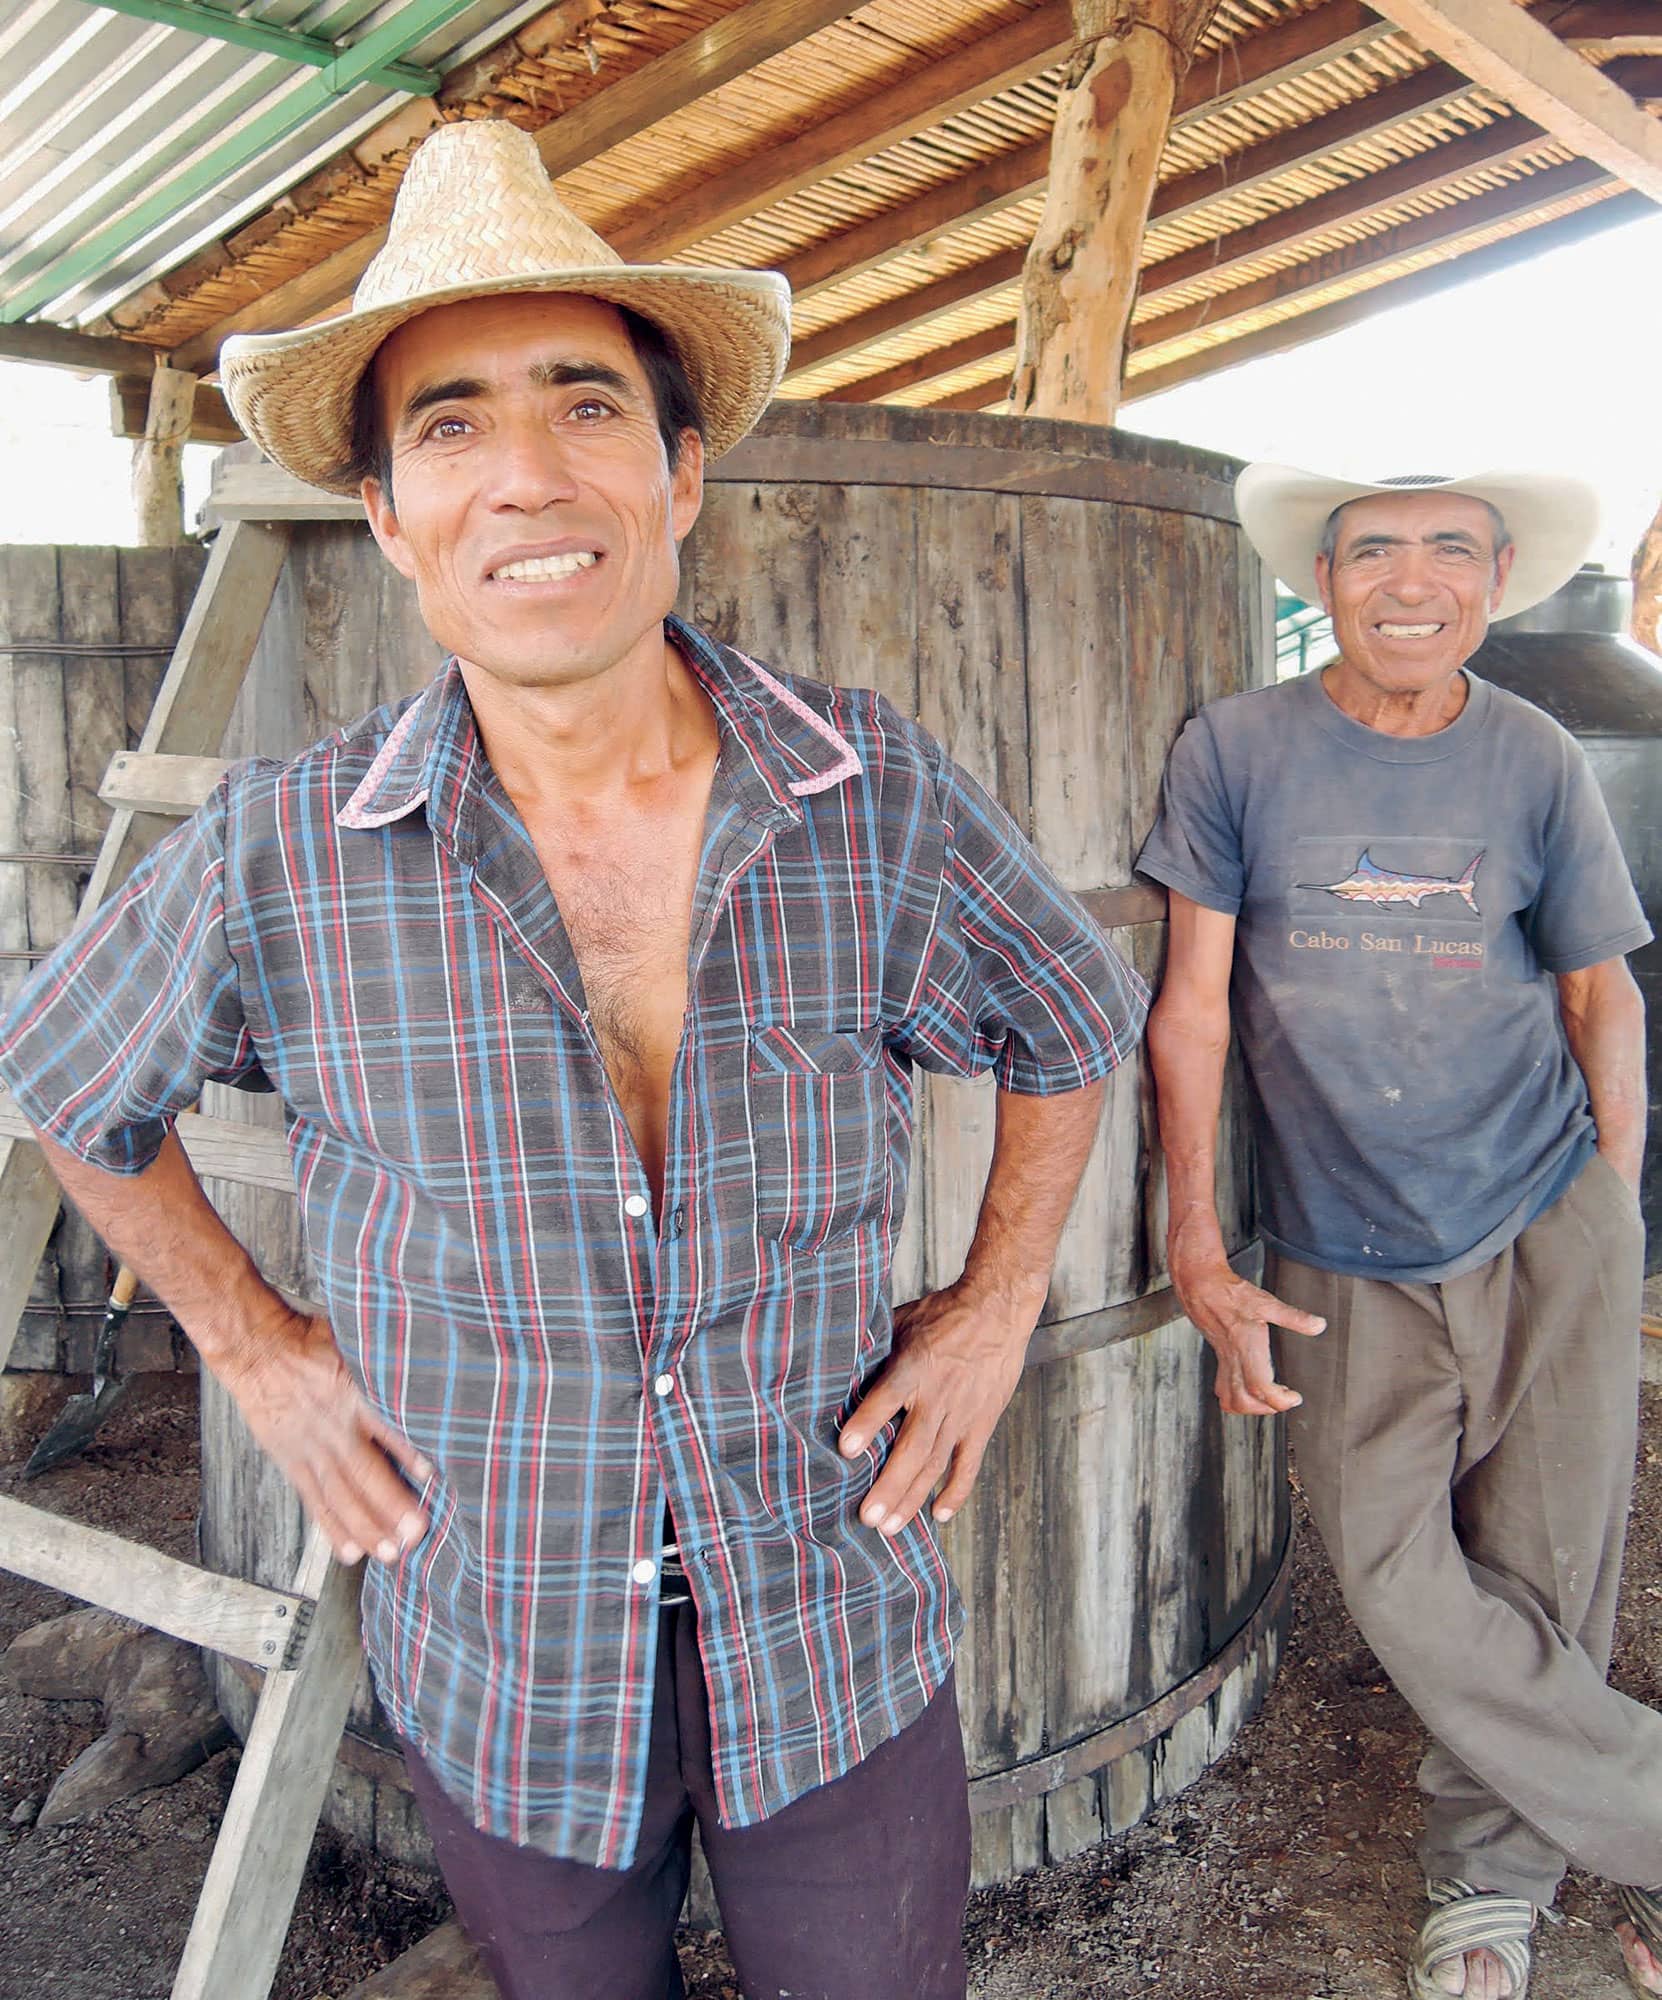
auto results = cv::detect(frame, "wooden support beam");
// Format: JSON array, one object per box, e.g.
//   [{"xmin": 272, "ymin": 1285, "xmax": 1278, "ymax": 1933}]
[
  {"xmin": 606, "ymin": 3, "xmax": 1074, "ymax": 263},
  {"xmin": 110, "ymin": 375, "xmax": 241, "ymax": 446},
  {"xmin": 1009, "ymin": 0, "xmax": 1223, "ymax": 424},
  {"xmin": 1119, "ymin": 187, "xmax": 1652, "ymax": 399},
  {"xmin": 0, "ymin": 321, "xmax": 167, "ymax": 376},
  {"xmin": 173, "ymin": 0, "xmax": 874, "ymax": 373},
  {"xmin": 1128, "ymin": 154, "xmax": 1612, "ymax": 356},
  {"xmin": 0, "ymin": 1496, "xmax": 305, "ymax": 1668},
  {"xmin": 132, "ymin": 365, "xmax": 198, "ymax": 547},
  {"xmin": 1368, "ymin": 0, "xmax": 1662, "ymax": 201}
]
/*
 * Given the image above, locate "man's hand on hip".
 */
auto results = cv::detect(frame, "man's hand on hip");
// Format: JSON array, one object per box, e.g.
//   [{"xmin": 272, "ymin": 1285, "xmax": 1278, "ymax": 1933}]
[
  {"xmin": 1170, "ymin": 1241, "xmax": 1324, "ymax": 1418},
  {"xmin": 213, "ymin": 1301, "xmax": 433, "ymax": 1566},
  {"xmin": 838, "ymin": 1278, "xmax": 1038, "ymax": 1534}
]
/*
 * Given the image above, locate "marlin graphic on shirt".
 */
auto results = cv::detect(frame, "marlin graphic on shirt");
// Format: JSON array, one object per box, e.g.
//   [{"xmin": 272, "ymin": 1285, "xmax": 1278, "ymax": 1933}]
[{"xmin": 1303, "ymin": 848, "xmax": 1484, "ymax": 915}]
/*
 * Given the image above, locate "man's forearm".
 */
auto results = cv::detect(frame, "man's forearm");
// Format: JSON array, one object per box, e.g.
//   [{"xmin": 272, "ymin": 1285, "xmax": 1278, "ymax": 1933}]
[
  {"xmin": 31, "ymin": 1121, "xmax": 431, "ymax": 1562},
  {"xmin": 843, "ymin": 1076, "xmax": 1107, "ymax": 1531},
  {"xmin": 956, "ymin": 1080, "xmax": 1106, "ymax": 1323},
  {"xmin": 29, "ymin": 1125, "xmax": 293, "ymax": 1373},
  {"xmin": 1559, "ymin": 961, "xmax": 1648, "ymax": 1188},
  {"xmin": 1146, "ymin": 994, "xmax": 1232, "ymax": 1258}
]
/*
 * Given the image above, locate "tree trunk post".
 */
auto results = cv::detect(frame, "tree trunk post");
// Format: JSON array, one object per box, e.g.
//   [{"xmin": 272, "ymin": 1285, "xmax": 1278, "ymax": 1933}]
[
  {"xmin": 1010, "ymin": 0, "xmax": 1218, "ymax": 425},
  {"xmin": 1632, "ymin": 493, "xmax": 1662, "ymax": 658},
  {"xmin": 132, "ymin": 363, "xmax": 198, "ymax": 546}
]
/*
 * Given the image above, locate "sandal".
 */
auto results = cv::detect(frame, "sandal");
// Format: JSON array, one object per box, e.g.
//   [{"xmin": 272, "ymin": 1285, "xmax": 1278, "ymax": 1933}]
[
  {"xmin": 1617, "ymin": 1885, "xmax": 1662, "ymax": 1997},
  {"xmin": 1409, "ymin": 1877, "xmax": 1534, "ymax": 2000}
]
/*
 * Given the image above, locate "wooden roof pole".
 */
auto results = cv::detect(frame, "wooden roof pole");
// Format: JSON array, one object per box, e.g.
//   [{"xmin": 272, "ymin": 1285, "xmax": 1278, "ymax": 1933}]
[
  {"xmin": 132, "ymin": 361, "xmax": 197, "ymax": 546},
  {"xmin": 1009, "ymin": 0, "xmax": 1218, "ymax": 425},
  {"xmin": 1633, "ymin": 496, "xmax": 1662, "ymax": 658}
]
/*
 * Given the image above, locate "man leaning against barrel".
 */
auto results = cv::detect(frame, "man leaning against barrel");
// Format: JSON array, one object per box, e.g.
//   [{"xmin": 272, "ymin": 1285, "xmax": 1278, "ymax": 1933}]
[
  {"xmin": 1138, "ymin": 461, "xmax": 1659, "ymax": 2000},
  {"xmin": 0, "ymin": 120, "xmax": 1148, "ymax": 2000}
]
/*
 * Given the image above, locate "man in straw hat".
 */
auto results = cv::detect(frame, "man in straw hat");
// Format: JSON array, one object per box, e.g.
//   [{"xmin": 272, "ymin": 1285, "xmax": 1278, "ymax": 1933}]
[
  {"xmin": 0, "ymin": 120, "xmax": 1147, "ymax": 1998},
  {"xmin": 1137, "ymin": 463, "xmax": 1659, "ymax": 1999}
]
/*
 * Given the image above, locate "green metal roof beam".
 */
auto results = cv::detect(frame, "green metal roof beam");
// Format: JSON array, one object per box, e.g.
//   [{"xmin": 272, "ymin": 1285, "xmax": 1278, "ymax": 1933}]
[
  {"xmin": 2, "ymin": 0, "xmax": 477, "ymax": 324},
  {"xmin": 86, "ymin": 0, "xmax": 439, "ymax": 93}
]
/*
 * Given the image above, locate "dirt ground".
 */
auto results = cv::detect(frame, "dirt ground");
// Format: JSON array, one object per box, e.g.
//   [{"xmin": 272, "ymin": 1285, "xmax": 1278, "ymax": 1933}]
[{"xmin": 0, "ymin": 1364, "xmax": 1657, "ymax": 2000}]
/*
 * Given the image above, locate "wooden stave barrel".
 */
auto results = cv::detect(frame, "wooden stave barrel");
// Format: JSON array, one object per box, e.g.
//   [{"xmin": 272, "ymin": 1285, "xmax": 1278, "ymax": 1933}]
[{"xmin": 197, "ymin": 402, "xmax": 1286, "ymax": 1885}]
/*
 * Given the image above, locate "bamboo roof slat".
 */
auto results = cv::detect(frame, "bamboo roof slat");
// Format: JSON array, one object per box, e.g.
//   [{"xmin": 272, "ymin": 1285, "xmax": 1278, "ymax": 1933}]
[{"xmin": 560, "ymin": 0, "xmax": 1055, "ymax": 243}]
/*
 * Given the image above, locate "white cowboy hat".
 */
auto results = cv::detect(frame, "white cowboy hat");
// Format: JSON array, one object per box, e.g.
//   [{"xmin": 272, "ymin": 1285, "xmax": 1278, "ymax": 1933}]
[
  {"xmin": 1234, "ymin": 463, "xmax": 1602, "ymax": 620},
  {"xmin": 221, "ymin": 119, "xmax": 791, "ymax": 494}
]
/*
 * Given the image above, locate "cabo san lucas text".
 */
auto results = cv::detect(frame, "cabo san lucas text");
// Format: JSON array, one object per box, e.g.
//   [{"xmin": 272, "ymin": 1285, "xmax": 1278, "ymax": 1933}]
[{"xmin": 1288, "ymin": 929, "xmax": 1484, "ymax": 961}]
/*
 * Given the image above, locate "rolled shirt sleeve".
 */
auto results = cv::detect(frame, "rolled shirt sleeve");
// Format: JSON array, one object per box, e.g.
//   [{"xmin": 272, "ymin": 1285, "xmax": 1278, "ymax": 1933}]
[
  {"xmin": 0, "ymin": 779, "xmax": 266, "ymax": 1174},
  {"xmin": 889, "ymin": 742, "xmax": 1149, "ymax": 1092}
]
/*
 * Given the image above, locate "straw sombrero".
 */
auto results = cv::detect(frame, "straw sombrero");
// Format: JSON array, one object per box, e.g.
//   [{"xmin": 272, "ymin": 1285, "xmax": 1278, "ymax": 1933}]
[
  {"xmin": 221, "ymin": 120, "xmax": 791, "ymax": 495},
  {"xmin": 1236, "ymin": 463, "xmax": 1601, "ymax": 620}
]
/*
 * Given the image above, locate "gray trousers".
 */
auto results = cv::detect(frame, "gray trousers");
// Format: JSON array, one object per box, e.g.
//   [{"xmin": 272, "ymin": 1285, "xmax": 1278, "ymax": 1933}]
[{"xmin": 1270, "ymin": 1151, "xmax": 1661, "ymax": 1907}]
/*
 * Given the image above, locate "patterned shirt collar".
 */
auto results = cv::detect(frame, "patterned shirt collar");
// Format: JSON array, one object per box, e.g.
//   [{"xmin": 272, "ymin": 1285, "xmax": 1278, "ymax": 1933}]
[{"xmin": 336, "ymin": 615, "xmax": 862, "ymax": 844}]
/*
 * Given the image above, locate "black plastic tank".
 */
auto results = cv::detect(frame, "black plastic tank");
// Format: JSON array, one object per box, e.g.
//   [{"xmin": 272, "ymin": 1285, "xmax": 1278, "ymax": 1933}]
[{"xmin": 1474, "ymin": 570, "xmax": 1662, "ymax": 1267}]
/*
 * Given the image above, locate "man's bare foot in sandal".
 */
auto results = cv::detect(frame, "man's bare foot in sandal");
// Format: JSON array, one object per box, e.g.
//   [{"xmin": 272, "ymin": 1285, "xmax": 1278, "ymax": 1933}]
[
  {"xmin": 1427, "ymin": 1945, "xmax": 1520, "ymax": 1998},
  {"xmin": 1410, "ymin": 1882, "xmax": 1534, "ymax": 2000}
]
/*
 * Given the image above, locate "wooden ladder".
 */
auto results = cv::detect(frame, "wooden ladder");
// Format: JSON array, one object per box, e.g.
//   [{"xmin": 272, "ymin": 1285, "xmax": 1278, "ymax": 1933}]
[{"xmin": 0, "ymin": 515, "xmax": 370, "ymax": 2000}]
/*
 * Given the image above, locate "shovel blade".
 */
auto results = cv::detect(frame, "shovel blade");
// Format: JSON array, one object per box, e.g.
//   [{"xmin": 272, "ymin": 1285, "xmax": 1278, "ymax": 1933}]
[{"xmin": 23, "ymin": 1378, "xmax": 132, "ymax": 1478}]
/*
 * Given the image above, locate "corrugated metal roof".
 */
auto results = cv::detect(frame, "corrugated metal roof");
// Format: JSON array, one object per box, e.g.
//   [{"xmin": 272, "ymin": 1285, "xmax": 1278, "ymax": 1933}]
[{"xmin": 0, "ymin": 0, "xmax": 550, "ymax": 326}]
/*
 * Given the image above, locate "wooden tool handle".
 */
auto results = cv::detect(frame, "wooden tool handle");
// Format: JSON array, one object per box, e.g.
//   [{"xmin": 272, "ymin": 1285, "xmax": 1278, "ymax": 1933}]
[{"xmin": 109, "ymin": 1265, "xmax": 141, "ymax": 1311}]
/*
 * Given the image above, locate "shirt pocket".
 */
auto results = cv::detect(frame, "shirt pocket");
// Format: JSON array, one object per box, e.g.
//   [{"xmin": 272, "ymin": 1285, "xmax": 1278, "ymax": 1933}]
[{"xmin": 747, "ymin": 1024, "xmax": 890, "ymax": 1253}]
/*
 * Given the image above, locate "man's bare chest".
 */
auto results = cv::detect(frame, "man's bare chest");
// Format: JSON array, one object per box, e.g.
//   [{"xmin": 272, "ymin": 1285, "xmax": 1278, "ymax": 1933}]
[
  {"xmin": 558, "ymin": 844, "xmax": 694, "ymax": 1064},
  {"xmin": 522, "ymin": 803, "xmax": 706, "ymax": 1142}
]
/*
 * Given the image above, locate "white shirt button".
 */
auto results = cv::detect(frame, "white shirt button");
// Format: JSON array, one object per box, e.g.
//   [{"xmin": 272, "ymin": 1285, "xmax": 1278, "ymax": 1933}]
[
  {"xmin": 630, "ymin": 1559, "xmax": 657, "ymax": 1586},
  {"xmin": 623, "ymin": 1194, "xmax": 650, "ymax": 1219},
  {"xmin": 653, "ymin": 1372, "xmax": 675, "ymax": 1397}
]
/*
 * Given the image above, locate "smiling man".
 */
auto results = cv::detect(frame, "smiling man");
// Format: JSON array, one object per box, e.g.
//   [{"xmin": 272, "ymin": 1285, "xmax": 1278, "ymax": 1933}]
[
  {"xmin": 1137, "ymin": 464, "xmax": 1661, "ymax": 2000},
  {"xmin": 0, "ymin": 122, "xmax": 1147, "ymax": 2000}
]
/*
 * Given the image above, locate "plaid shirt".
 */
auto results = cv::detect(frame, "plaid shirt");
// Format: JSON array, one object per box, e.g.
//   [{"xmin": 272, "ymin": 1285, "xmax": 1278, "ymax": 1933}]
[{"xmin": 0, "ymin": 618, "xmax": 1146, "ymax": 1866}]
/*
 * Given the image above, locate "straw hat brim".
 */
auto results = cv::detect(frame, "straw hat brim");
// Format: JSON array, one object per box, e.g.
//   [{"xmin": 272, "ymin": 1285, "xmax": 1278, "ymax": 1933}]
[
  {"xmin": 221, "ymin": 265, "xmax": 791, "ymax": 495},
  {"xmin": 1235, "ymin": 462, "xmax": 1602, "ymax": 620}
]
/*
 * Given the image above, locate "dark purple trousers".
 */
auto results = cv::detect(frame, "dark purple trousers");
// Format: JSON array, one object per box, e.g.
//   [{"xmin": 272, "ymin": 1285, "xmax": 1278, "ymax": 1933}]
[{"xmin": 400, "ymin": 1601, "xmax": 971, "ymax": 2000}]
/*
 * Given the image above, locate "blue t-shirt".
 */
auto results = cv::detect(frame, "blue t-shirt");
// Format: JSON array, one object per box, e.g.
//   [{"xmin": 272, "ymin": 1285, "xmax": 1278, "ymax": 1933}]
[{"xmin": 1136, "ymin": 668, "xmax": 1652, "ymax": 1281}]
